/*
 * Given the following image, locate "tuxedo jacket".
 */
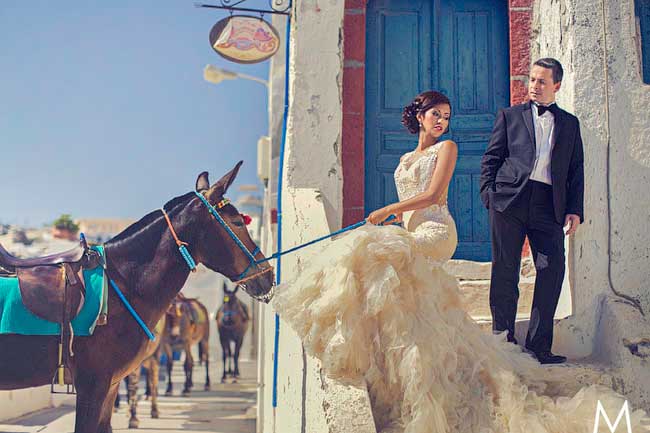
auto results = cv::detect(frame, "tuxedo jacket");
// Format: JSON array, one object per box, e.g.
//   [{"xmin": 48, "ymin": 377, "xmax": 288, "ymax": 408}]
[{"xmin": 479, "ymin": 102, "xmax": 584, "ymax": 225}]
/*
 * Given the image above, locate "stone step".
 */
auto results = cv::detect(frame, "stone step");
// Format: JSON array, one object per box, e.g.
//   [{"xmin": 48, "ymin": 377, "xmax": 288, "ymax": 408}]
[
  {"xmin": 459, "ymin": 277, "xmax": 535, "ymax": 319},
  {"xmin": 444, "ymin": 260, "xmax": 491, "ymax": 280},
  {"xmin": 445, "ymin": 257, "xmax": 536, "ymax": 281}
]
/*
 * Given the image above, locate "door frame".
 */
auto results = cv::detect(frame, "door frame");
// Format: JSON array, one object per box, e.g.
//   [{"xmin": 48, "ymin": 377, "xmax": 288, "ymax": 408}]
[{"xmin": 341, "ymin": 0, "xmax": 534, "ymax": 228}]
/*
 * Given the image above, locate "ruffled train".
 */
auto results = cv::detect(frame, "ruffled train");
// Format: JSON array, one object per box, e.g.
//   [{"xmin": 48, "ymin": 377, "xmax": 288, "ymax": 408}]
[{"xmin": 273, "ymin": 224, "xmax": 649, "ymax": 433}]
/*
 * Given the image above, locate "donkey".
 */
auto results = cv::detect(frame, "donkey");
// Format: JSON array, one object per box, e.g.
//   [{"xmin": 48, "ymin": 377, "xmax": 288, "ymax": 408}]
[
  {"xmin": 0, "ymin": 162, "xmax": 274, "ymax": 433},
  {"xmin": 114, "ymin": 315, "xmax": 165, "ymax": 429},
  {"xmin": 162, "ymin": 294, "xmax": 210, "ymax": 397},
  {"xmin": 216, "ymin": 283, "xmax": 250, "ymax": 382}
]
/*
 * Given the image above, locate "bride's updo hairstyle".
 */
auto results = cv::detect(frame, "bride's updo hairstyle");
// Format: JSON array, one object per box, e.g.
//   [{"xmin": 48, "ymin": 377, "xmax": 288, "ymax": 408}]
[{"xmin": 401, "ymin": 91, "xmax": 452, "ymax": 134}]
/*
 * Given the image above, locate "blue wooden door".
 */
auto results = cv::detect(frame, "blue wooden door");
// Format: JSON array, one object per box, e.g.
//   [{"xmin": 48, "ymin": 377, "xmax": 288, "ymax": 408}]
[{"xmin": 365, "ymin": 0, "xmax": 509, "ymax": 261}]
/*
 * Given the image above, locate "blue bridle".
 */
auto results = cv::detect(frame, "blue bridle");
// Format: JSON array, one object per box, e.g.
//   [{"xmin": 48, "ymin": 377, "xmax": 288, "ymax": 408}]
[{"xmin": 192, "ymin": 191, "xmax": 269, "ymax": 282}]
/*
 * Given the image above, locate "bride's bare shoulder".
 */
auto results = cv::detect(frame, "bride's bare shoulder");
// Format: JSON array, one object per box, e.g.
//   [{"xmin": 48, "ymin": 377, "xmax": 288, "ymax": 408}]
[
  {"xmin": 436, "ymin": 140, "xmax": 458, "ymax": 165},
  {"xmin": 437, "ymin": 139, "xmax": 458, "ymax": 151}
]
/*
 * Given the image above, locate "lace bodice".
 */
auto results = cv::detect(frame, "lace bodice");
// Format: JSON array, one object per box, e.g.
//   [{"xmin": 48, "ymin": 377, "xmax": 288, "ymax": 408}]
[
  {"xmin": 394, "ymin": 143, "xmax": 452, "ymax": 237},
  {"xmin": 394, "ymin": 142, "xmax": 447, "ymax": 205}
]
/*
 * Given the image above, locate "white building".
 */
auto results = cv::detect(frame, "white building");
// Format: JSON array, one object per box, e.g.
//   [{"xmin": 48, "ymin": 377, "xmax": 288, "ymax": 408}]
[{"xmin": 255, "ymin": 1, "xmax": 650, "ymax": 432}]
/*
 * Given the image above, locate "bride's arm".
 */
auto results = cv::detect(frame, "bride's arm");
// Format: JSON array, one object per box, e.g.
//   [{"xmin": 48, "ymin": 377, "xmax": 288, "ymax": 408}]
[{"xmin": 367, "ymin": 141, "xmax": 458, "ymax": 224}]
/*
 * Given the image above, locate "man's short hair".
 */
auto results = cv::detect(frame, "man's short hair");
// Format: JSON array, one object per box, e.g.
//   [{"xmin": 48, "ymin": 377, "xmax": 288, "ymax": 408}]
[{"xmin": 533, "ymin": 58, "xmax": 564, "ymax": 83}]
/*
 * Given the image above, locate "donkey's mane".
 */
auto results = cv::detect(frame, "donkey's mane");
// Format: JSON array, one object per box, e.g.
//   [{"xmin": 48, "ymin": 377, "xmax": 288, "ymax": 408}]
[{"xmin": 106, "ymin": 191, "xmax": 195, "ymax": 248}]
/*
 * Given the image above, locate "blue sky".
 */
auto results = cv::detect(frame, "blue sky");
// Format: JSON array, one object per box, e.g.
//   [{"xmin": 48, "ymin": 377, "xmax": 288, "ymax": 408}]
[{"xmin": 0, "ymin": 1, "xmax": 271, "ymax": 226}]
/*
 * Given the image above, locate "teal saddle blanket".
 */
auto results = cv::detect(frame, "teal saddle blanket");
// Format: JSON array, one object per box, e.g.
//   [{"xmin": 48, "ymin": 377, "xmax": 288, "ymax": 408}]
[{"xmin": 0, "ymin": 247, "xmax": 107, "ymax": 336}]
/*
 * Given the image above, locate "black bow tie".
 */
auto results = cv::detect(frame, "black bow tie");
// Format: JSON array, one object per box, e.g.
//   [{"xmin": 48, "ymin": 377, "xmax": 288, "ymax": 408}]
[{"xmin": 534, "ymin": 102, "xmax": 557, "ymax": 116}]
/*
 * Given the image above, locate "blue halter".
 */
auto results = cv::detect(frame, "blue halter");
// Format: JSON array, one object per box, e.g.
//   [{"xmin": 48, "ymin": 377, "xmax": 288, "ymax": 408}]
[{"xmin": 193, "ymin": 191, "xmax": 264, "ymax": 282}]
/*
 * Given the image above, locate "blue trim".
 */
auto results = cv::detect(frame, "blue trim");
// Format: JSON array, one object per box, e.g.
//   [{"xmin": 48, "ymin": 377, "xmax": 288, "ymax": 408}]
[
  {"xmin": 108, "ymin": 278, "xmax": 155, "ymax": 341},
  {"xmin": 637, "ymin": 0, "xmax": 650, "ymax": 84},
  {"xmin": 273, "ymin": 13, "xmax": 292, "ymax": 409}
]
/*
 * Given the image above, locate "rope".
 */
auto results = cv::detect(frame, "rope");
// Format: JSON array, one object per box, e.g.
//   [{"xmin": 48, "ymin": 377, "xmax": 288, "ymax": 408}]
[
  {"xmin": 108, "ymin": 278, "xmax": 156, "ymax": 341},
  {"xmin": 233, "ymin": 265, "xmax": 274, "ymax": 285},
  {"xmin": 257, "ymin": 215, "xmax": 397, "ymax": 264},
  {"xmin": 160, "ymin": 208, "xmax": 186, "ymax": 247},
  {"xmin": 160, "ymin": 208, "xmax": 197, "ymax": 272},
  {"xmin": 102, "ymin": 247, "xmax": 156, "ymax": 341}
]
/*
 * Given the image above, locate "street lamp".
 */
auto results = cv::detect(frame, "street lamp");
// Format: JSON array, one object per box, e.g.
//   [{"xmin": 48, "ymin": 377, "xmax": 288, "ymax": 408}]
[{"xmin": 203, "ymin": 64, "xmax": 268, "ymax": 87}]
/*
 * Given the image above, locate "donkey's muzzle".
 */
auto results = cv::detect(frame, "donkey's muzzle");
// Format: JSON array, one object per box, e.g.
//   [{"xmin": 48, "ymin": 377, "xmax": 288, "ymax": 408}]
[{"xmin": 239, "ymin": 269, "xmax": 275, "ymax": 303}]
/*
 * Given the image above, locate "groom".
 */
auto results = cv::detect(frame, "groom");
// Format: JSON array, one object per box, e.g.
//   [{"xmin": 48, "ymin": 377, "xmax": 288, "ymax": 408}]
[{"xmin": 479, "ymin": 58, "xmax": 584, "ymax": 364}]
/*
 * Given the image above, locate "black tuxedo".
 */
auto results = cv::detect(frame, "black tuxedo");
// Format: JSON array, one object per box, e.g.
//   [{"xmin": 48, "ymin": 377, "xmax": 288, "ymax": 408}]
[
  {"xmin": 479, "ymin": 101, "xmax": 584, "ymax": 353},
  {"xmin": 480, "ymin": 102, "xmax": 584, "ymax": 223}
]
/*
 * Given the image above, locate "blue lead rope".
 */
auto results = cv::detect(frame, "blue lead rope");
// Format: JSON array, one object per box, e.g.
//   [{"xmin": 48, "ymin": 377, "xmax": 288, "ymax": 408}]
[
  {"xmin": 108, "ymin": 278, "xmax": 156, "ymax": 341},
  {"xmin": 99, "ymin": 245, "xmax": 155, "ymax": 341},
  {"xmin": 256, "ymin": 215, "xmax": 398, "ymax": 265}
]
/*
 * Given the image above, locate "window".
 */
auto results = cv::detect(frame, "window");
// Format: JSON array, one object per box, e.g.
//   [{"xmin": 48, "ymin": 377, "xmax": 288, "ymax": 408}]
[{"xmin": 636, "ymin": 0, "xmax": 650, "ymax": 83}]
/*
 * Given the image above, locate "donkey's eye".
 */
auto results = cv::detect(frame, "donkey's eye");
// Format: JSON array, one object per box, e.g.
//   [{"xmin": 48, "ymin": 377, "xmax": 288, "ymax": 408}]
[{"xmin": 232, "ymin": 219, "xmax": 245, "ymax": 227}]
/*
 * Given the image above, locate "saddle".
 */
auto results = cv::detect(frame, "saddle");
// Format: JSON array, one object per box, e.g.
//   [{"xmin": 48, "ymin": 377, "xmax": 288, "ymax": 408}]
[
  {"xmin": 0, "ymin": 242, "xmax": 86, "ymax": 268},
  {"xmin": 0, "ymin": 239, "xmax": 99, "ymax": 323},
  {"xmin": 0, "ymin": 237, "xmax": 101, "ymax": 390}
]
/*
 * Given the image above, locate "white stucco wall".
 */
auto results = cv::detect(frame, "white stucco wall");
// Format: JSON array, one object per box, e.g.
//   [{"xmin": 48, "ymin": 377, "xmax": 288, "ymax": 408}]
[
  {"xmin": 532, "ymin": 0, "xmax": 650, "ymax": 410},
  {"xmin": 258, "ymin": 3, "xmax": 376, "ymax": 432},
  {"xmin": 258, "ymin": 0, "xmax": 650, "ymax": 429}
]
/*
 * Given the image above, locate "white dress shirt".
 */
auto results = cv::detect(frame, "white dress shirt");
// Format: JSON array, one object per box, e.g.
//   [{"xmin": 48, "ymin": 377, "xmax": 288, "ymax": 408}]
[{"xmin": 529, "ymin": 104, "xmax": 555, "ymax": 185}]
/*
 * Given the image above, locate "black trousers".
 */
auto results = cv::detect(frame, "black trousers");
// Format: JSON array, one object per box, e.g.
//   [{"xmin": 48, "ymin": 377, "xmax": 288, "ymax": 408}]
[{"xmin": 489, "ymin": 180, "xmax": 565, "ymax": 353}]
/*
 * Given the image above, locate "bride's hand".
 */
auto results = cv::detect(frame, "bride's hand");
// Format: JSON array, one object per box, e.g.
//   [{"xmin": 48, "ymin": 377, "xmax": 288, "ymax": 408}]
[{"xmin": 367, "ymin": 206, "xmax": 398, "ymax": 225}]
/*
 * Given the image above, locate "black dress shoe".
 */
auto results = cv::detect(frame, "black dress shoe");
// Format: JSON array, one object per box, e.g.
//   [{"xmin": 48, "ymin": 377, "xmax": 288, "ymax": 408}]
[{"xmin": 531, "ymin": 350, "xmax": 567, "ymax": 364}]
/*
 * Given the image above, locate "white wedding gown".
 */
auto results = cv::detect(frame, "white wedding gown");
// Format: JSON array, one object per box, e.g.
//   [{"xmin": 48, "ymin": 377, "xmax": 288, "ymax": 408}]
[{"xmin": 273, "ymin": 142, "xmax": 649, "ymax": 433}]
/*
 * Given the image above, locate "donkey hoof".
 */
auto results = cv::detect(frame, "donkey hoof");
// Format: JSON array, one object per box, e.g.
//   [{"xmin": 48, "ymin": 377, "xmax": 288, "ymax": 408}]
[
  {"xmin": 128, "ymin": 418, "xmax": 140, "ymax": 429},
  {"xmin": 151, "ymin": 409, "xmax": 159, "ymax": 419},
  {"xmin": 182, "ymin": 390, "xmax": 190, "ymax": 397},
  {"xmin": 165, "ymin": 390, "xmax": 173, "ymax": 397}
]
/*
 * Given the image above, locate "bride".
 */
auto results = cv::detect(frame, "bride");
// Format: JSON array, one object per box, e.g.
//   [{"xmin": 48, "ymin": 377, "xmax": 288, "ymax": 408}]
[{"xmin": 273, "ymin": 91, "xmax": 648, "ymax": 433}]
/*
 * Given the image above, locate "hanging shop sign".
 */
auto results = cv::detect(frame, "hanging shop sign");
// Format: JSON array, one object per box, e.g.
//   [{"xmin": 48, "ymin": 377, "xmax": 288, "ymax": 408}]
[{"xmin": 209, "ymin": 15, "xmax": 280, "ymax": 64}]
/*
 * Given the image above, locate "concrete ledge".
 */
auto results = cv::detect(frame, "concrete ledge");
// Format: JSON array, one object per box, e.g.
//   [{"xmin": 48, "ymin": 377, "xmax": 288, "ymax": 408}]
[
  {"xmin": 593, "ymin": 296, "xmax": 650, "ymax": 411},
  {"xmin": 321, "ymin": 375, "xmax": 376, "ymax": 433},
  {"xmin": 0, "ymin": 386, "xmax": 52, "ymax": 422}
]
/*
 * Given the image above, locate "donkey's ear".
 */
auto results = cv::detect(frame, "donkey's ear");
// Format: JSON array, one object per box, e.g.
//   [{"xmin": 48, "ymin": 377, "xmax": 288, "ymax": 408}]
[
  {"xmin": 196, "ymin": 172, "xmax": 210, "ymax": 193},
  {"xmin": 207, "ymin": 161, "xmax": 243, "ymax": 201}
]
